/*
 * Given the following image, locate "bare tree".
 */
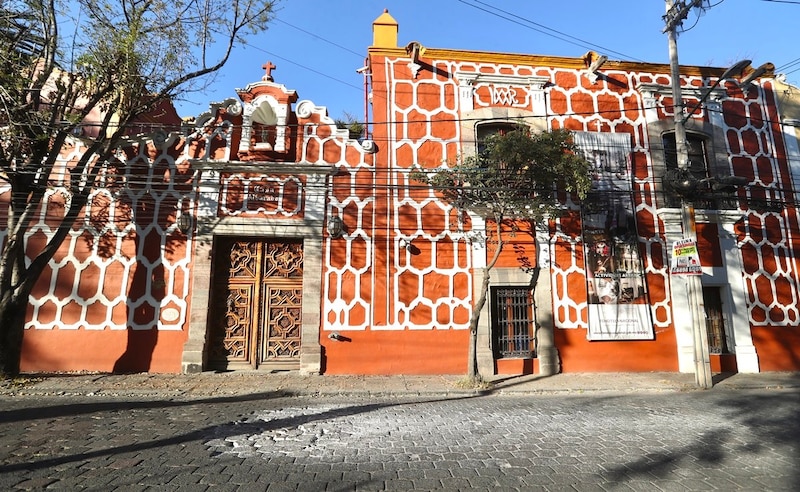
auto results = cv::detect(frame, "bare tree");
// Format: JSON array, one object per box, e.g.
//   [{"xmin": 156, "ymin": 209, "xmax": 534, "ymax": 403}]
[
  {"xmin": 412, "ymin": 128, "xmax": 591, "ymax": 382},
  {"xmin": 0, "ymin": 0, "xmax": 279, "ymax": 375}
]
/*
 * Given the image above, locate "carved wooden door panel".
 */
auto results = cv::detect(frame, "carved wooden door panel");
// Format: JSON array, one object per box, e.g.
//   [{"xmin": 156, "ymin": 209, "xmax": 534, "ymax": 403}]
[
  {"xmin": 259, "ymin": 284, "xmax": 303, "ymax": 364},
  {"xmin": 208, "ymin": 238, "xmax": 303, "ymax": 370}
]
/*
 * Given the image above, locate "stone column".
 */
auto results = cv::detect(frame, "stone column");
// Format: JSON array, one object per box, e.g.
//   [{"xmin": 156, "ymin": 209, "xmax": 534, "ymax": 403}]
[{"xmin": 534, "ymin": 224, "xmax": 559, "ymax": 376}]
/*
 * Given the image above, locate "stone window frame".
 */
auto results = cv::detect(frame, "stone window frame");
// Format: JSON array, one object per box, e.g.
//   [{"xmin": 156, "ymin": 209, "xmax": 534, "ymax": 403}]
[
  {"xmin": 661, "ymin": 130, "xmax": 713, "ymax": 208},
  {"xmin": 638, "ymin": 83, "xmax": 731, "ymax": 210}
]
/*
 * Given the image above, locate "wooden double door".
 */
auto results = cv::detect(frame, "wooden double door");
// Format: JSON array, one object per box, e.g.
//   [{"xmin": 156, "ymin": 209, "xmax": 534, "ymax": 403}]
[{"xmin": 208, "ymin": 238, "xmax": 304, "ymax": 370}]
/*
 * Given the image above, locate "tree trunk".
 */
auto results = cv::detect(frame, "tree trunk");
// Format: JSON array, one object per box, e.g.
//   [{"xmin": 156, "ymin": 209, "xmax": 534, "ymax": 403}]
[
  {"xmin": 0, "ymin": 291, "xmax": 29, "ymax": 376},
  {"xmin": 0, "ymin": 170, "xmax": 94, "ymax": 377},
  {"xmin": 466, "ymin": 217, "xmax": 505, "ymax": 380}
]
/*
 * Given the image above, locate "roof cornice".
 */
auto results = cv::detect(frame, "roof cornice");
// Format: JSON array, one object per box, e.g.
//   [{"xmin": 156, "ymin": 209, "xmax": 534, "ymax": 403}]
[{"xmin": 368, "ymin": 46, "xmax": 763, "ymax": 78}]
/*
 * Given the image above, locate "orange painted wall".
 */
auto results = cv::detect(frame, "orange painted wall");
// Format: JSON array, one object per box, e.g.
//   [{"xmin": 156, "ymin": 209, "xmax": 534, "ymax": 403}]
[
  {"xmin": 20, "ymin": 329, "xmax": 187, "ymax": 373},
  {"xmin": 496, "ymin": 358, "xmax": 538, "ymax": 375},
  {"xmin": 320, "ymin": 329, "xmax": 469, "ymax": 375},
  {"xmin": 555, "ymin": 327, "xmax": 679, "ymax": 372},
  {"xmin": 750, "ymin": 327, "xmax": 800, "ymax": 371}
]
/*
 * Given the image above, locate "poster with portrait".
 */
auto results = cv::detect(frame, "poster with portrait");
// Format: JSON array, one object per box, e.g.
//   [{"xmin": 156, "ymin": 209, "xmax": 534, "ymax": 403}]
[{"xmin": 573, "ymin": 132, "xmax": 653, "ymax": 341}]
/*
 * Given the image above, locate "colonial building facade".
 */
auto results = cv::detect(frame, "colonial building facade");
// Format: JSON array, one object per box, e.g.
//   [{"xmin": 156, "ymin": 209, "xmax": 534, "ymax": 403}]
[{"xmin": 13, "ymin": 11, "xmax": 800, "ymax": 375}]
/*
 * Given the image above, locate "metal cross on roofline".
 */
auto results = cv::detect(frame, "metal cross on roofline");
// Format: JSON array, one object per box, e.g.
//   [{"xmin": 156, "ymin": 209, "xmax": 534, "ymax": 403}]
[{"xmin": 262, "ymin": 61, "xmax": 276, "ymax": 81}]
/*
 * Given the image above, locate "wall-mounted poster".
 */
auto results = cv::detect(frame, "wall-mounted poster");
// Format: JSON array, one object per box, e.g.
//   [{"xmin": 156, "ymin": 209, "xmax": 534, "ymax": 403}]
[
  {"xmin": 573, "ymin": 132, "xmax": 654, "ymax": 341},
  {"xmin": 670, "ymin": 238, "xmax": 702, "ymax": 275}
]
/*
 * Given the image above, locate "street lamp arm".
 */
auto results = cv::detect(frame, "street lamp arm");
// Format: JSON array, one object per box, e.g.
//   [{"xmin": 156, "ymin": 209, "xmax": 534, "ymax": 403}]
[
  {"xmin": 666, "ymin": 171, "xmax": 749, "ymax": 198},
  {"xmin": 704, "ymin": 175, "xmax": 749, "ymax": 192},
  {"xmin": 698, "ymin": 175, "xmax": 749, "ymax": 186}
]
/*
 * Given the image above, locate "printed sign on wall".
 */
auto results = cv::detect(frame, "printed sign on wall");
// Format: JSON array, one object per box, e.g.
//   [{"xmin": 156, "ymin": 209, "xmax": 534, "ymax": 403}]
[{"xmin": 670, "ymin": 238, "xmax": 702, "ymax": 275}]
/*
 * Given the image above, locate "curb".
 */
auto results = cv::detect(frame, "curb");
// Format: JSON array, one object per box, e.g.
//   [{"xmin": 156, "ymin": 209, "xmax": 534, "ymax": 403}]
[{"xmin": 2, "ymin": 372, "xmax": 798, "ymax": 399}]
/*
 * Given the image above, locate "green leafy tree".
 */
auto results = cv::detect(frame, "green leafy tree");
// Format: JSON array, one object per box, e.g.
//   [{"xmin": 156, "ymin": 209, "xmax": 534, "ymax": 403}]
[
  {"xmin": 0, "ymin": 0, "xmax": 279, "ymax": 376},
  {"xmin": 412, "ymin": 128, "xmax": 591, "ymax": 381}
]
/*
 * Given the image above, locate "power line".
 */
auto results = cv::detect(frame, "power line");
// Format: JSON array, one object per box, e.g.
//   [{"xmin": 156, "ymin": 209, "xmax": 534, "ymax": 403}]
[
  {"xmin": 776, "ymin": 57, "xmax": 800, "ymax": 73},
  {"xmin": 248, "ymin": 46, "xmax": 363, "ymax": 93},
  {"xmin": 456, "ymin": 0, "xmax": 645, "ymax": 62},
  {"xmin": 273, "ymin": 18, "xmax": 364, "ymax": 59},
  {"xmin": 7, "ymin": 96, "xmax": 796, "ymax": 144},
  {"xmin": 677, "ymin": 8, "xmax": 703, "ymax": 33}
]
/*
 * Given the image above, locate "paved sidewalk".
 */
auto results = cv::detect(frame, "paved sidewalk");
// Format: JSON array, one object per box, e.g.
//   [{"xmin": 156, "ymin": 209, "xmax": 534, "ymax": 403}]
[{"xmin": 2, "ymin": 370, "xmax": 798, "ymax": 399}]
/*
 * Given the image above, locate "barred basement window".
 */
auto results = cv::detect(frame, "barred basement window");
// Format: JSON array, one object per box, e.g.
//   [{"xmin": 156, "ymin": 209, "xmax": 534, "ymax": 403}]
[{"xmin": 491, "ymin": 287, "xmax": 536, "ymax": 358}]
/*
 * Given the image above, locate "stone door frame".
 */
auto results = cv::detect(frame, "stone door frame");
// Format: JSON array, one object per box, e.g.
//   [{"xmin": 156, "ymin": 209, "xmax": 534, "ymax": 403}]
[{"xmin": 181, "ymin": 166, "xmax": 331, "ymax": 374}]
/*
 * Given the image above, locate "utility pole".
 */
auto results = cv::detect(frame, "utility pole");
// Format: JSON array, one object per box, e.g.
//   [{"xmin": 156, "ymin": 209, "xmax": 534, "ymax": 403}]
[{"xmin": 663, "ymin": 0, "xmax": 713, "ymax": 389}]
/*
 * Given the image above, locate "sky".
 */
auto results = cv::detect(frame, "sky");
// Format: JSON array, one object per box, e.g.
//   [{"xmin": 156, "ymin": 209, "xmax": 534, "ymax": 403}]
[{"xmin": 174, "ymin": 0, "xmax": 800, "ymax": 120}]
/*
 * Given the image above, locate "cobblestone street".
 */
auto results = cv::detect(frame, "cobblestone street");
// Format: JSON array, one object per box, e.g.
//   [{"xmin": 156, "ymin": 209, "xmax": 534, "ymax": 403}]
[{"xmin": 1, "ymin": 385, "xmax": 798, "ymax": 491}]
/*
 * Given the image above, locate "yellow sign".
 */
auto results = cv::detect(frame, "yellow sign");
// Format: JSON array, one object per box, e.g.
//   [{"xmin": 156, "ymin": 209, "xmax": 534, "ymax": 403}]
[{"xmin": 670, "ymin": 238, "xmax": 701, "ymax": 275}]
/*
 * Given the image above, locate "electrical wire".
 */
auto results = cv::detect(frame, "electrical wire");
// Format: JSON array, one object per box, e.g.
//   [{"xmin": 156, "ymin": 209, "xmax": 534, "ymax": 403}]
[
  {"xmin": 272, "ymin": 18, "xmax": 364, "ymax": 59},
  {"xmin": 776, "ymin": 57, "xmax": 800, "ymax": 73},
  {"xmin": 5, "ymin": 134, "xmax": 796, "ymax": 188},
  {"xmin": 677, "ymin": 9, "xmax": 702, "ymax": 33},
  {"xmin": 5, "ymin": 95, "xmax": 797, "ymax": 149},
  {"xmin": 782, "ymin": 64, "xmax": 800, "ymax": 77},
  {"xmin": 5, "ymin": 24, "xmax": 797, "ymax": 232},
  {"xmin": 244, "ymin": 46, "xmax": 363, "ymax": 93},
  {"xmin": 256, "ymin": 0, "xmax": 800, "ymax": 111},
  {"xmin": 4, "ymin": 92, "xmax": 797, "ymax": 206},
  {"xmin": 456, "ymin": 0, "xmax": 646, "ymax": 62}
]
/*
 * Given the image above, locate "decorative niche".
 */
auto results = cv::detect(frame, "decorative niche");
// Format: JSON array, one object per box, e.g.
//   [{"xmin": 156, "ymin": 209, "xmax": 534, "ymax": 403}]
[{"xmin": 238, "ymin": 92, "xmax": 294, "ymax": 156}]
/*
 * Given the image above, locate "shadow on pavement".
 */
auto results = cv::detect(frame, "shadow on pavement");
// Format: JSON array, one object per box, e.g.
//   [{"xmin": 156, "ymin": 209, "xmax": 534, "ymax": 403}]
[
  {"xmin": 0, "ymin": 390, "xmax": 292, "ymax": 423},
  {"xmin": 600, "ymin": 388, "xmax": 800, "ymax": 487},
  {"xmin": 0, "ymin": 394, "xmax": 481, "ymax": 474}
]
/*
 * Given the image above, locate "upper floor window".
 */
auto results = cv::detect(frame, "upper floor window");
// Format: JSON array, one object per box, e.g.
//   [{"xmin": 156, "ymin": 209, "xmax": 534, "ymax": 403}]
[
  {"xmin": 476, "ymin": 122, "xmax": 525, "ymax": 155},
  {"xmin": 663, "ymin": 132, "xmax": 709, "ymax": 178},
  {"xmin": 662, "ymin": 132, "xmax": 713, "ymax": 208},
  {"xmin": 662, "ymin": 131, "xmax": 739, "ymax": 210}
]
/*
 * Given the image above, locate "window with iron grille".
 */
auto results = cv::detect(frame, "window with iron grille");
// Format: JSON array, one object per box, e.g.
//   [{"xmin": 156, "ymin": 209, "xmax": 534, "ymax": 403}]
[{"xmin": 491, "ymin": 286, "xmax": 536, "ymax": 358}]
